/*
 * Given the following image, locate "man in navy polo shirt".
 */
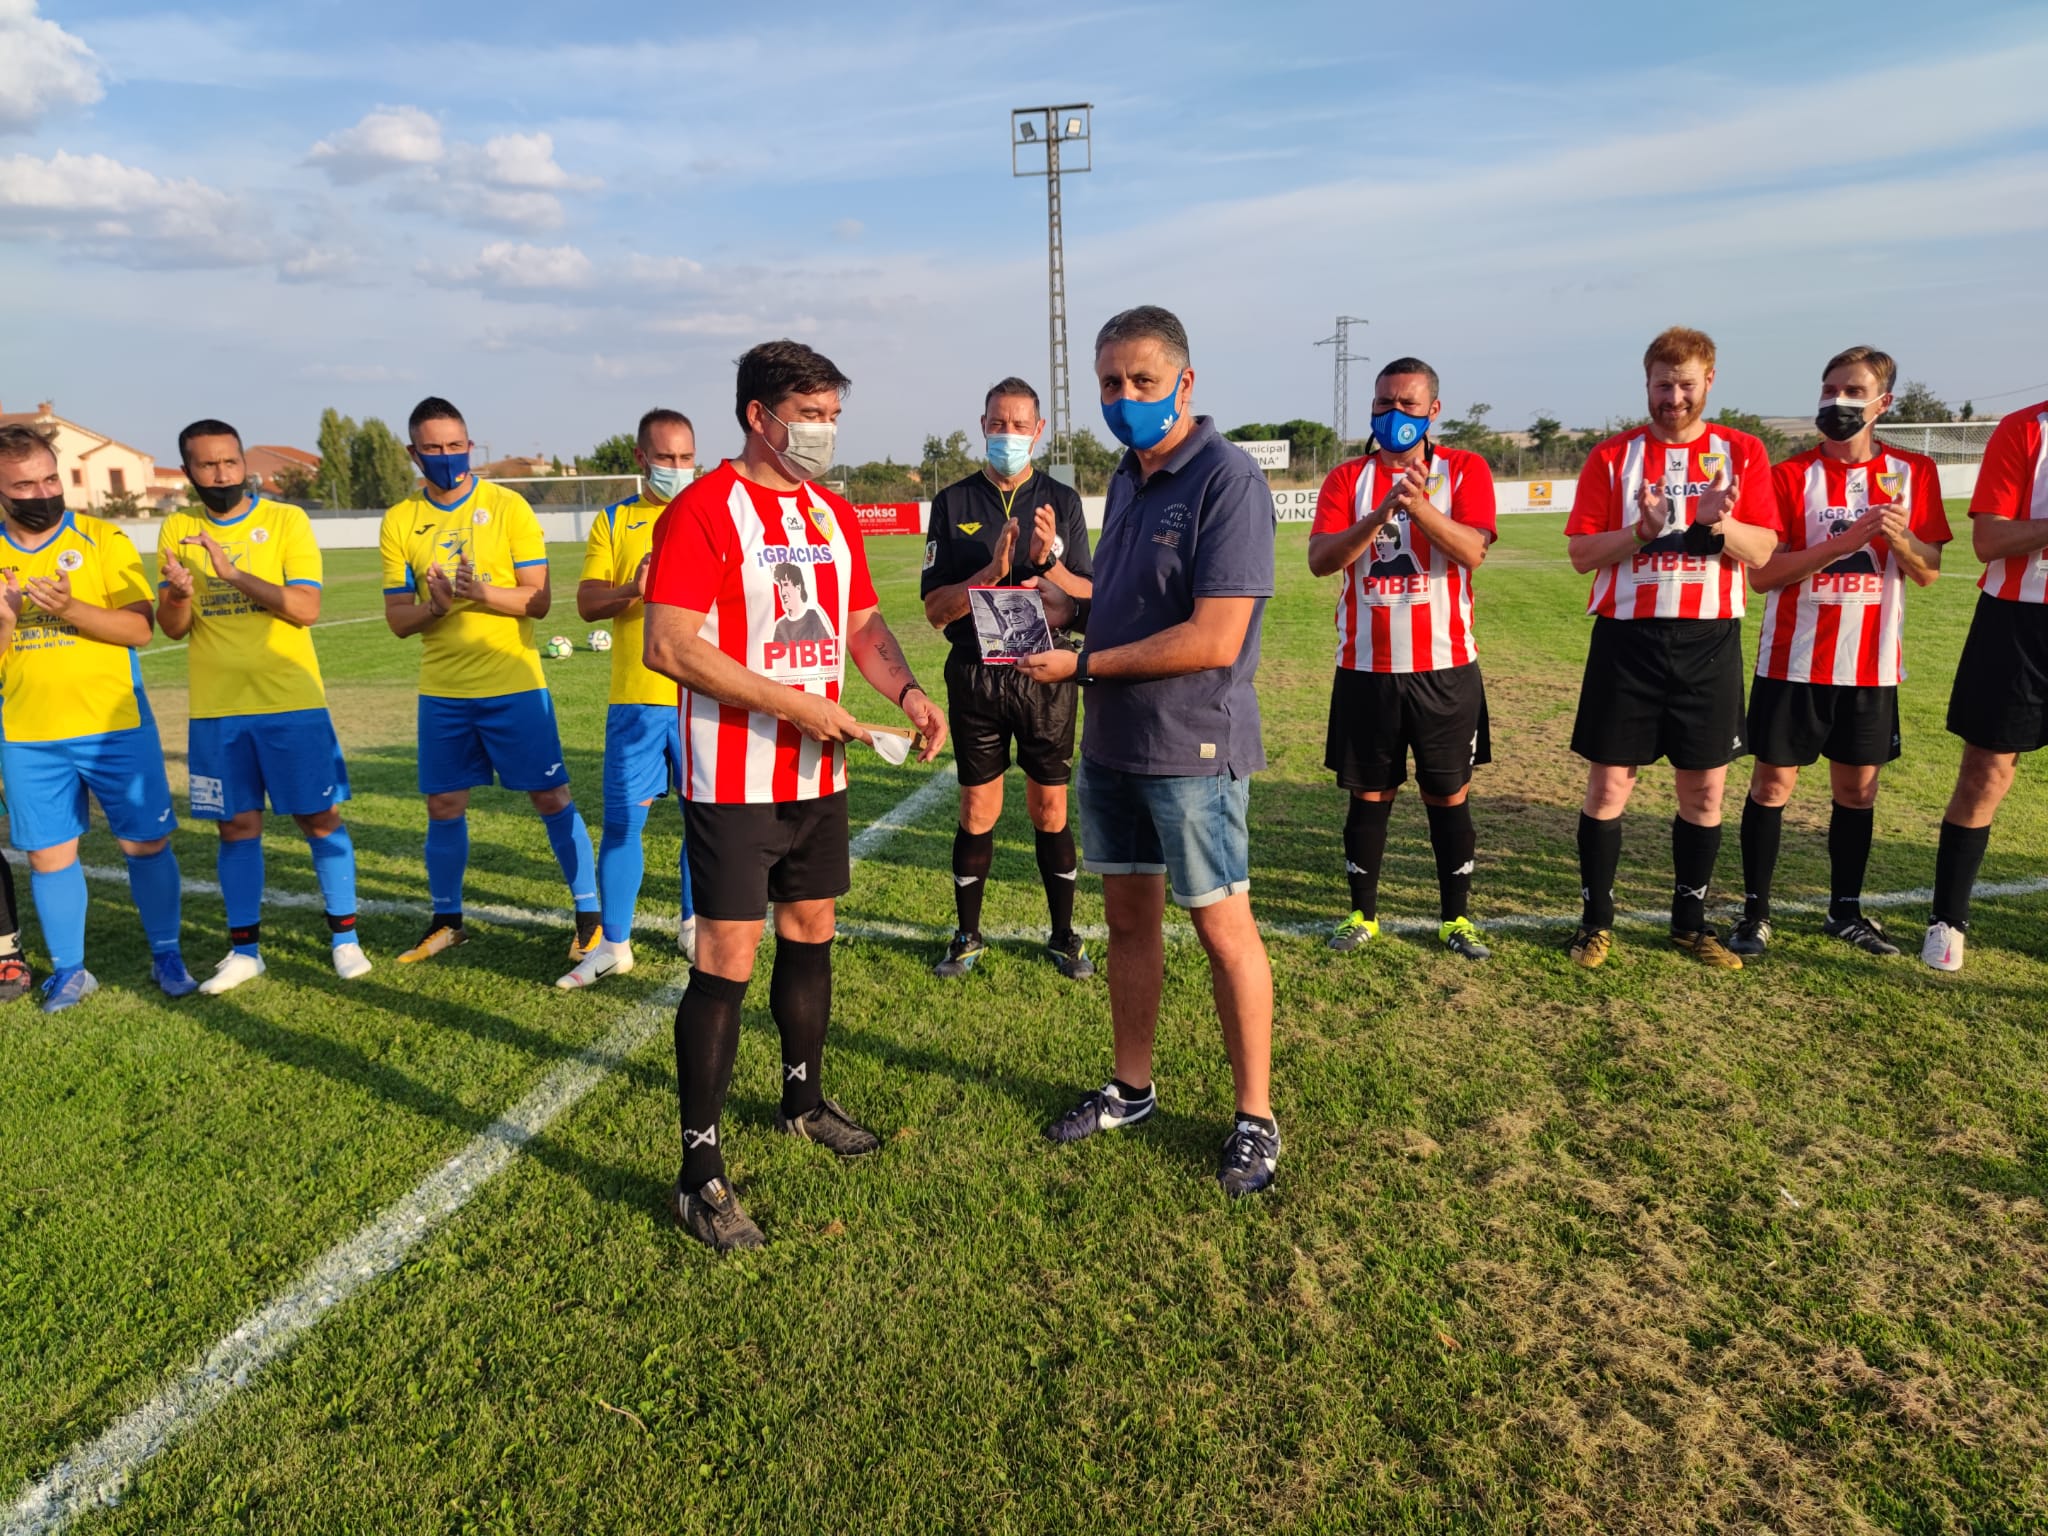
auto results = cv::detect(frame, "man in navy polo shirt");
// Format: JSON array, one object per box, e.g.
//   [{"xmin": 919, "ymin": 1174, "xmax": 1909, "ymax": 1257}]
[{"xmin": 1018, "ymin": 304, "xmax": 1281, "ymax": 1196}]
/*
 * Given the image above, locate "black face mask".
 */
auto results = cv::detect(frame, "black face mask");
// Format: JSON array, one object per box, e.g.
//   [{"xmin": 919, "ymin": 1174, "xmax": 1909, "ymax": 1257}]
[
  {"xmin": 193, "ymin": 481, "xmax": 246, "ymax": 515},
  {"xmin": 1815, "ymin": 400, "xmax": 1869, "ymax": 443},
  {"xmin": 5, "ymin": 493, "xmax": 66, "ymax": 533}
]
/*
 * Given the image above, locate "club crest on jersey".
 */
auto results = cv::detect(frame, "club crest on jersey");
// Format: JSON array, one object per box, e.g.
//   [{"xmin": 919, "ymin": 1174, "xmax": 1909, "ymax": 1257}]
[
  {"xmin": 1698, "ymin": 452, "xmax": 1728, "ymax": 480},
  {"xmin": 808, "ymin": 501, "xmax": 836, "ymax": 543},
  {"xmin": 56, "ymin": 548, "xmax": 84, "ymax": 572},
  {"xmin": 1877, "ymin": 472, "xmax": 1904, "ymax": 500},
  {"xmin": 250, "ymin": 527, "xmax": 270, "ymax": 544},
  {"xmin": 1426, "ymin": 472, "xmax": 1446, "ymax": 497},
  {"xmin": 472, "ymin": 509, "xmax": 491, "ymax": 526}
]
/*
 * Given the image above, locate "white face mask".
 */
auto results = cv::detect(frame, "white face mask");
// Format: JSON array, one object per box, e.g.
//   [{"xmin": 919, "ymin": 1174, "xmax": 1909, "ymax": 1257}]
[
  {"xmin": 767, "ymin": 410, "xmax": 837, "ymax": 481},
  {"xmin": 647, "ymin": 464, "xmax": 694, "ymax": 499}
]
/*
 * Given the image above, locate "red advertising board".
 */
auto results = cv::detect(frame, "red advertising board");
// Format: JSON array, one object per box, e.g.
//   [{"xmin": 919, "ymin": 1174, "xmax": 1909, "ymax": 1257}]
[{"xmin": 852, "ymin": 501, "xmax": 923, "ymax": 536}]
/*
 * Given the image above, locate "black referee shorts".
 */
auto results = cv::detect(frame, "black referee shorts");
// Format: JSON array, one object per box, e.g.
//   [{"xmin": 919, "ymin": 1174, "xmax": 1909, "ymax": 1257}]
[
  {"xmin": 1947, "ymin": 592, "xmax": 2048, "ymax": 754},
  {"xmin": 1324, "ymin": 662, "xmax": 1491, "ymax": 796},
  {"xmin": 943, "ymin": 650, "xmax": 1079, "ymax": 789},
  {"xmin": 1571, "ymin": 615, "xmax": 1748, "ymax": 770},
  {"xmin": 1747, "ymin": 676, "xmax": 1901, "ymax": 768}
]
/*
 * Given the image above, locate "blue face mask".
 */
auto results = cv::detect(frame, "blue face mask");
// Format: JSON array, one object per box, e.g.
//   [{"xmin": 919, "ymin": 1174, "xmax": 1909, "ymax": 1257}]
[
  {"xmin": 986, "ymin": 434, "xmax": 1034, "ymax": 478},
  {"xmin": 648, "ymin": 464, "xmax": 693, "ymax": 500},
  {"xmin": 1101, "ymin": 376, "xmax": 1186, "ymax": 451},
  {"xmin": 1370, "ymin": 408, "xmax": 1431, "ymax": 453},
  {"xmin": 417, "ymin": 450, "xmax": 470, "ymax": 492}
]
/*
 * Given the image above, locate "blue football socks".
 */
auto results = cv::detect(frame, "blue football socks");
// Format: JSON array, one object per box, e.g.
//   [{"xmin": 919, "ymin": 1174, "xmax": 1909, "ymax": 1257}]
[
  {"xmin": 308, "ymin": 823, "xmax": 359, "ymax": 947},
  {"xmin": 597, "ymin": 800, "xmax": 650, "ymax": 945},
  {"xmin": 543, "ymin": 802, "xmax": 599, "ymax": 915},
  {"xmin": 425, "ymin": 815, "xmax": 468, "ymax": 917},
  {"xmin": 218, "ymin": 836, "xmax": 264, "ymax": 955},
  {"xmin": 125, "ymin": 845, "xmax": 184, "ymax": 957},
  {"xmin": 30, "ymin": 861, "xmax": 88, "ymax": 973}
]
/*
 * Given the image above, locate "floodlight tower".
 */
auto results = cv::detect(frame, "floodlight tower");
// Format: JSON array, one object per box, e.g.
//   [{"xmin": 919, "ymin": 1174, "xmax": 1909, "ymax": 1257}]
[
  {"xmin": 1315, "ymin": 314, "xmax": 1369, "ymax": 454},
  {"xmin": 1011, "ymin": 104, "xmax": 1092, "ymax": 482}
]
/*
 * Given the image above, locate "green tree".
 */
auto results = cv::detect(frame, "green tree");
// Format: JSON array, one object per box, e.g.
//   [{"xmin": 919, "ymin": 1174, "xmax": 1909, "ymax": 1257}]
[
  {"xmin": 350, "ymin": 418, "xmax": 415, "ymax": 509},
  {"xmin": 1711, "ymin": 408, "xmax": 1791, "ymax": 462},
  {"xmin": 1438, "ymin": 402, "xmax": 1512, "ymax": 470},
  {"xmin": 921, "ymin": 430, "xmax": 980, "ymax": 495},
  {"xmin": 312, "ymin": 408, "xmax": 357, "ymax": 508},
  {"xmin": 98, "ymin": 488, "xmax": 147, "ymax": 519},
  {"xmin": 581, "ymin": 434, "xmax": 638, "ymax": 476},
  {"xmin": 1960, "ymin": 400, "xmax": 1975, "ymax": 422},
  {"xmin": 273, "ymin": 462, "xmax": 318, "ymax": 504},
  {"xmin": 846, "ymin": 458, "xmax": 922, "ymax": 502},
  {"xmin": 1528, "ymin": 414, "xmax": 1566, "ymax": 469},
  {"xmin": 1067, "ymin": 428, "xmax": 1122, "ymax": 496},
  {"xmin": 1881, "ymin": 381, "xmax": 1952, "ymax": 424}
]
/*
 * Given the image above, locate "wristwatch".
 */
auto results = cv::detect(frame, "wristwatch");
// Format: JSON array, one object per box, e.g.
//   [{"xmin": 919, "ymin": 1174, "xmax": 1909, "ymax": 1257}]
[
  {"xmin": 1026, "ymin": 535, "xmax": 1066, "ymax": 578},
  {"xmin": 1074, "ymin": 651, "xmax": 1093, "ymax": 687}
]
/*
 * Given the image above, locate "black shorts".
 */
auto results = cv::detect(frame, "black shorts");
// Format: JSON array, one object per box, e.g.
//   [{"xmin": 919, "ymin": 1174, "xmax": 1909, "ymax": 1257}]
[
  {"xmin": 1571, "ymin": 615, "xmax": 1748, "ymax": 770},
  {"xmin": 1324, "ymin": 663, "xmax": 1491, "ymax": 796},
  {"xmin": 683, "ymin": 791, "xmax": 850, "ymax": 922},
  {"xmin": 944, "ymin": 649, "xmax": 1079, "ymax": 789},
  {"xmin": 1947, "ymin": 592, "xmax": 2048, "ymax": 754},
  {"xmin": 1748, "ymin": 676, "xmax": 1901, "ymax": 768}
]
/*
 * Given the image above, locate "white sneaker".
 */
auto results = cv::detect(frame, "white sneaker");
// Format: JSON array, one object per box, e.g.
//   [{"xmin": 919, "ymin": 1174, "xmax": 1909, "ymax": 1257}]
[
  {"xmin": 557, "ymin": 940, "xmax": 634, "ymax": 990},
  {"xmin": 678, "ymin": 915, "xmax": 697, "ymax": 964},
  {"xmin": 198, "ymin": 951, "xmax": 267, "ymax": 996},
  {"xmin": 331, "ymin": 941, "xmax": 372, "ymax": 981},
  {"xmin": 1921, "ymin": 921, "xmax": 1966, "ymax": 972}
]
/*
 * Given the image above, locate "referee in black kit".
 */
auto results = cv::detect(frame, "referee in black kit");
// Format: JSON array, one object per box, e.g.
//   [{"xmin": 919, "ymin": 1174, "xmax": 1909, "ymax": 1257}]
[{"xmin": 920, "ymin": 376, "xmax": 1094, "ymax": 980}]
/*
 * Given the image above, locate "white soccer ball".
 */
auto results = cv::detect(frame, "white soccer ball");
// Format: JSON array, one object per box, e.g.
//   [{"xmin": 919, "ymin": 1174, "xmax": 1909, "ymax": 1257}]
[
  {"xmin": 544, "ymin": 635, "xmax": 573, "ymax": 659},
  {"xmin": 587, "ymin": 629, "xmax": 613, "ymax": 653}
]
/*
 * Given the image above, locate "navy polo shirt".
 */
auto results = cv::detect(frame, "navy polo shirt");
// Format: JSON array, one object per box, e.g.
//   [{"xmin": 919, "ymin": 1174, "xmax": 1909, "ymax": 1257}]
[{"xmin": 1081, "ymin": 416, "xmax": 1275, "ymax": 777}]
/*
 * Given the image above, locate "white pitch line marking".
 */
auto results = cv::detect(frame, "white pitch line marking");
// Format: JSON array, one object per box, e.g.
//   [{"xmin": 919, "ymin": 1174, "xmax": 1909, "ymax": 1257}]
[{"xmin": 3, "ymin": 765, "xmax": 958, "ymax": 1536}]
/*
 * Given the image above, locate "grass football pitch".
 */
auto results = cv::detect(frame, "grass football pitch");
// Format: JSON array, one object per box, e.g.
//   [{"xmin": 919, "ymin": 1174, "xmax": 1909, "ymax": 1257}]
[{"xmin": 4, "ymin": 513, "xmax": 2045, "ymax": 1534}]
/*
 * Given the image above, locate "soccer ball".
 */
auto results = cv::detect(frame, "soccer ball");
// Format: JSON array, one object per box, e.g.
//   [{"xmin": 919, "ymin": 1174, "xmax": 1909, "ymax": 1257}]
[
  {"xmin": 543, "ymin": 635, "xmax": 573, "ymax": 660},
  {"xmin": 587, "ymin": 630, "xmax": 613, "ymax": 653}
]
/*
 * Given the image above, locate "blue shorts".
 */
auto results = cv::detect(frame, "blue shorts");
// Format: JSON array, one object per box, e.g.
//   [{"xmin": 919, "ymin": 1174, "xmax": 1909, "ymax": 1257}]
[
  {"xmin": 1077, "ymin": 756, "xmax": 1252, "ymax": 909},
  {"xmin": 189, "ymin": 708, "xmax": 351, "ymax": 820},
  {"xmin": 2, "ymin": 708, "xmax": 178, "ymax": 852},
  {"xmin": 418, "ymin": 690, "xmax": 570, "ymax": 796},
  {"xmin": 603, "ymin": 703, "xmax": 683, "ymax": 807}
]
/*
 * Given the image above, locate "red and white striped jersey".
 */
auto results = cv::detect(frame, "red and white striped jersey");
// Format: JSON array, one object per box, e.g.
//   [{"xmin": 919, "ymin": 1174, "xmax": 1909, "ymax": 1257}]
[
  {"xmin": 645, "ymin": 462, "xmax": 879, "ymax": 804},
  {"xmin": 1756, "ymin": 445, "xmax": 1950, "ymax": 687},
  {"xmin": 1312, "ymin": 446, "xmax": 1496, "ymax": 673},
  {"xmin": 1566, "ymin": 424, "xmax": 1780, "ymax": 620},
  {"xmin": 1972, "ymin": 401, "xmax": 2048, "ymax": 605}
]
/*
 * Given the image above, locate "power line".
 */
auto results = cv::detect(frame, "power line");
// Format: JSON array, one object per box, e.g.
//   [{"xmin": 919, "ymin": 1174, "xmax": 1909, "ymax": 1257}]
[{"xmin": 1314, "ymin": 315, "xmax": 1368, "ymax": 450}]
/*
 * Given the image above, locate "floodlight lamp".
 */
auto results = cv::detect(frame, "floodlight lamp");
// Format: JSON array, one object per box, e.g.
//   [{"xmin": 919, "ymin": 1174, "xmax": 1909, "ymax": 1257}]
[
  {"xmin": 1065, "ymin": 116, "xmax": 1083, "ymax": 138},
  {"xmin": 1020, "ymin": 121, "xmax": 1037, "ymax": 141}
]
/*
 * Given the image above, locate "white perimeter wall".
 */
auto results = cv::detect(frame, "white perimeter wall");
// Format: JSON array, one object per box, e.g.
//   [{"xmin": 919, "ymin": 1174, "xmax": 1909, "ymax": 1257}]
[{"xmin": 119, "ymin": 463, "xmax": 1984, "ymax": 552}]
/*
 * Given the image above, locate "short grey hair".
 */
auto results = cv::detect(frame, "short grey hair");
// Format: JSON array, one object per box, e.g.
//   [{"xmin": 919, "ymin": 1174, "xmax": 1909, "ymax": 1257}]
[{"xmin": 1093, "ymin": 305, "xmax": 1190, "ymax": 371}]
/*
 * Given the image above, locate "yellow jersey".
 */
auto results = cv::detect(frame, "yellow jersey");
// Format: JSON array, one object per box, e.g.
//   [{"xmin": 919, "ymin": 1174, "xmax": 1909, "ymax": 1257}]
[
  {"xmin": 580, "ymin": 493, "xmax": 678, "ymax": 707},
  {"xmin": 158, "ymin": 498, "xmax": 327, "ymax": 720},
  {"xmin": 0, "ymin": 511, "xmax": 155, "ymax": 743},
  {"xmin": 379, "ymin": 479, "xmax": 548, "ymax": 699}
]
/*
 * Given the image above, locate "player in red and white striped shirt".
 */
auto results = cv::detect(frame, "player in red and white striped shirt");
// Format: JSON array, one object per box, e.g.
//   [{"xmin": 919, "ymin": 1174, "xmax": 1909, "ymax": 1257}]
[
  {"xmin": 1729, "ymin": 347, "xmax": 1949, "ymax": 960},
  {"xmin": 1307, "ymin": 357, "xmax": 1496, "ymax": 960},
  {"xmin": 642, "ymin": 339, "xmax": 948, "ymax": 1253},
  {"xmin": 1922, "ymin": 396, "xmax": 2048, "ymax": 973},
  {"xmin": 1562, "ymin": 327, "xmax": 1782, "ymax": 970}
]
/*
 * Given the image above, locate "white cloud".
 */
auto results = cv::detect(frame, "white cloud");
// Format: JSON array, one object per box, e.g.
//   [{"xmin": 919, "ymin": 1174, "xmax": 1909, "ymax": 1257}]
[
  {"xmin": 0, "ymin": 0, "xmax": 102, "ymax": 133},
  {"xmin": 280, "ymin": 244, "xmax": 365, "ymax": 284},
  {"xmin": 834, "ymin": 218, "xmax": 864, "ymax": 242},
  {"xmin": 309, "ymin": 110, "xmax": 596, "ymax": 231},
  {"xmin": 424, "ymin": 240, "xmax": 593, "ymax": 291},
  {"xmin": 295, "ymin": 362, "xmax": 416, "ymax": 385},
  {"xmin": 0, "ymin": 149, "xmax": 264, "ymax": 267},
  {"xmin": 473, "ymin": 132, "xmax": 596, "ymax": 192},
  {"xmin": 651, "ymin": 312, "xmax": 762, "ymax": 337},
  {"xmin": 308, "ymin": 106, "xmax": 444, "ymax": 184}
]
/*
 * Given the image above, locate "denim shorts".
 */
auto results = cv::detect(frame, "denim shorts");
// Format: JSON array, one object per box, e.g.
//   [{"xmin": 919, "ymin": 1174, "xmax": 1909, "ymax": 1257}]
[{"xmin": 1077, "ymin": 756, "xmax": 1252, "ymax": 908}]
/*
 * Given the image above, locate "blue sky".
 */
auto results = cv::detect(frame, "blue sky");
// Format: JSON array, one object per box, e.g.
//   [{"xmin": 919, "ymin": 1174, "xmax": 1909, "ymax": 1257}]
[{"xmin": 5, "ymin": 0, "xmax": 2047, "ymax": 466}]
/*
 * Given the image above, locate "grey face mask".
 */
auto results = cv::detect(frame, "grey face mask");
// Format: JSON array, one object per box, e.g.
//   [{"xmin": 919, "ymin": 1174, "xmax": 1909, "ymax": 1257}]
[{"xmin": 768, "ymin": 411, "xmax": 837, "ymax": 481}]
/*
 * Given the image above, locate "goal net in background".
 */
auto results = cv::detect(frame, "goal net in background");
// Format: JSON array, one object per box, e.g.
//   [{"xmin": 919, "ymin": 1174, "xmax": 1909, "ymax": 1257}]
[
  {"xmin": 1876, "ymin": 422, "xmax": 2000, "ymax": 462},
  {"xmin": 483, "ymin": 474, "xmax": 644, "ymax": 508}
]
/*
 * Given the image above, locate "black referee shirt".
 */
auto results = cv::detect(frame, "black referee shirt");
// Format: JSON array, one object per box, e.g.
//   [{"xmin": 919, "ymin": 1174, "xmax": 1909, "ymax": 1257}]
[{"xmin": 920, "ymin": 469, "xmax": 1093, "ymax": 655}]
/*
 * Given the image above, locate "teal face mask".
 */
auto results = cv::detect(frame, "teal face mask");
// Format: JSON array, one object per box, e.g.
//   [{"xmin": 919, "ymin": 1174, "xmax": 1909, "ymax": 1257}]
[{"xmin": 986, "ymin": 434, "xmax": 1033, "ymax": 477}]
